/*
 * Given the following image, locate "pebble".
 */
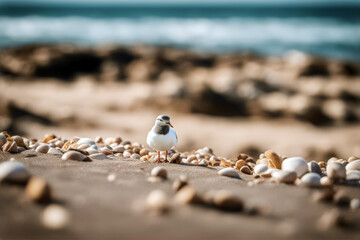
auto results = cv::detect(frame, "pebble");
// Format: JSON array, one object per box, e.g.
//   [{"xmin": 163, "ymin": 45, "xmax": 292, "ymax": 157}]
[
  {"xmin": 89, "ymin": 153, "xmax": 110, "ymax": 160},
  {"xmin": 300, "ymin": 173, "xmax": 321, "ymax": 187},
  {"xmin": 346, "ymin": 170, "xmax": 360, "ymax": 180},
  {"xmin": 2, "ymin": 141, "xmax": 18, "ymax": 153},
  {"xmin": 123, "ymin": 151, "xmax": 132, "ymax": 158},
  {"xmin": 348, "ymin": 156, "xmax": 359, "ymax": 162},
  {"xmin": 139, "ymin": 148, "xmax": 149, "ymax": 156},
  {"xmin": 48, "ymin": 148, "xmax": 63, "ymax": 156},
  {"xmin": 350, "ymin": 198, "xmax": 360, "ymax": 210},
  {"xmin": 107, "ymin": 174, "xmax": 116, "ymax": 182},
  {"xmin": 131, "ymin": 153, "xmax": 141, "ymax": 160},
  {"xmin": 240, "ymin": 165, "xmax": 252, "ymax": 175},
  {"xmin": 36, "ymin": 144, "xmax": 50, "ymax": 154},
  {"xmin": 100, "ymin": 147, "xmax": 113, "ymax": 155},
  {"xmin": 26, "ymin": 176, "xmax": 52, "ymax": 203},
  {"xmin": 281, "ymin": 157, "xmax": 308, "ymax": 177},
  {"xmin": 307, "ymin": 161, "xmax": 322, "ymax": 176},
  {"xmin": 265, "ymin": 150, "xmax": 282, "ymax": 169},
  {"xmin": 41, "ymin": 204, "xmax": 70, "ymax": 230},
  {"xmin": 320, "ymin": 176, "xmax": 332, "ymax": 186},
  {"xmin": 61, "ymin": 151, "xmax": 86, "ymax": 161},
  {"xmin": 104, "ymin": 137, "xmax": 119, "ymax": 145},
  {"xmin": 254, "ymin": 163, "xmax": 268, "ymax": 174},
  {"xmin": 113, "ymin": 146, "xmax": 125, "ymax": 154},
  {"xmin": 218, "ymin": 168, "xmax": 241, "ymax": 179},
  {"xmin": 0, "ymin": 161, "xmax": 30, "ymax": 184},
  {"xmin": 145, "ymin": 189, "xmax": 169, "ymax": 214},
  {"xmin": 151, "ymin": 167, "xmax": 167, "ymax": 179},
  {"xmin": 213, "ymin": 190, "xmax": 243, "ymax": 211},
  {"xmin": 95, "ymin": 136, "xmax": 103, "ymax": 143},
  {"xmin": 327, "ymin": 162, "xmax": 346, "ymax": 180},
  {"xmin": 169, "ymin": 153, "xmax": 182, "ymax": 164},
  {"xmin": 172, "ymin": 175, "xmax": 188, "ymax": 192},
  {"xmin": 0, "ymin": 133, "xmax": 7, "ymax": 143},
  {"xmin": 12, "ymin": 135, "xmax": 26, "ymax": 148},
  {"xmin": 345, "ymin": 160, "xmax": 360, "ymax": 172},
  {"xmin": 174, "ymin": 185, "xmax": 202, "ymax": 205},
  {"xmin": 77, "ymin": 138, "xmax": 95, "ymax": 146},
  {"xmin": 272, "ymin": 170, "xmax": 297, "ymax": 184}
]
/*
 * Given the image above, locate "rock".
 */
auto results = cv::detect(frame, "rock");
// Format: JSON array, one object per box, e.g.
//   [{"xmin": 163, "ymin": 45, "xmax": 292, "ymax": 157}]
[
  {"xmin": 308, "ymin": 161, "xmax": 322, "ymax": 176},
  {"xmin": 41, "ymin": 204, "xmax": 70, "ymax": 230},
  {"xmin": 61, "ymin": 151, "xmax": 86, "ymax": 161},
  {"xmin": 172, "ymin": 175, "xmax": 188, "ymax": 192},
  {"xmin": 327, "ymin": 162, "xmax": 346, "ymax": 181},
  {"xmin": 345, "ymin": 160, "xmax": 360, "ymax": 172},
  {"xmin": 151, "ymin": 167, "xmax": 167, "ymax": 179},
  {"xmin": 320, "ymin": 176, "xmax": 332, "ymax": 186},
  {"xmin": 2, "ymin": 141, "xmax": 18, "ymax": 153},
  {"xmin": 145, "ymin": 189, "xmax": 169, "ymax": 214},
  {"xmin": 346, "ymin": 170, "xmax": 360, "ymax": 180},
  {"xmin": 218, "ymin": 168, "xmax": 241, "ymax": 179},
  {"xmin": 139, "ymin": 148, "xmax": 149, "ymax": 156},
  {"xmin": 333, "ymin": 190, "xmax": 351, "ymax": 206},
  {"xmin": 48, "ymin": 148, "xmax": 63, "ymax": 156},
  {"xmin": 100, "ymin": 147, "xmax": 113, "ymax": 155},
  {"xmin": 89, "ymin": 153, "xmax": 110, "ymax": 160},
  {"xmin": 350, "ymin": 198, "xmax": 360, "ymax": 210},
  {"xmin": 240, "ymin": 165, "xmax": 252, "ymax": 175},
  {"xmin": 131, "ymin": 153, "xmax": 141, "ymax": 160},
  {"xmin": 95, "ymin": 136, "xmax": 103, "ymax": 143},
  {"xmin": 26, "ymin": 176, "xmax": 52, "ymax": 203},
  {"xmin": 213, "ymin": 190, "xmax": 243, "ymax": 211},
  {"xmin": 254, "ymin": 163, "xmax": 268, "ymax": 174},
  {"xmin": 174, "ymin": 185, "xmax": 202, "ymax": 205},
  {"xmin": 36, "ymin": 144, "xmax": 50, "ymax": 154},
  {"xmin": 169, "ymin": 153, "xmax": 182, "ymax": 164},
  {"xmin": 0, "ymin": 161, "xmax": 30, "ymax": 184},
  {"xmin": 12, "ymin": 135, "xmax": 26, "ymax": 148},
  {"xmin": 77, "ymin": 138, "xmax": 96, "ymax": 146},
  {"xmin": 265, "ymin": 150, "xmax": 282, "ymax": 169},
  {"xmin": 0, "ymin": 133, "xmax": 7, "ymax": 143},
  {"xmin": 113, "ymin": 146, "xmax": 125, "ymax": 154},
  {"xmin": 272, "ymin": 170, "xmax": 297, "ymax": 184},
  {"xmin": 300, "ymin": 173, "xmax": 321, "ymax": 187},
  {"xmin": 281, "ymin": 157, "xmax": 308, "ymax": 177}
]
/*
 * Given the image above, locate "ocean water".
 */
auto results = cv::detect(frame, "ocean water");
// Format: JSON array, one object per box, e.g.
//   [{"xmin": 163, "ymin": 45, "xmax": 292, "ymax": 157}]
[{"xmin": 0, "ymin": 3, "xmax": 360, "ymax": 61}]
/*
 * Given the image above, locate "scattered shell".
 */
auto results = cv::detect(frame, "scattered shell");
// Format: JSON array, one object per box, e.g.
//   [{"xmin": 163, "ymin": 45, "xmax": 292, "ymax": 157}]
[
  {"xmin": 48, "ymin": 148, "xmax": 63, "ymax": 156},
  {"xmin": 213, "ymin": 190, "xmax": 243, "ymax": 211},
  {"xmin": 174, "ymin": 185, "xmax": 202, "ymax": 205},
  {"xmin": 240, "ymin": 165, "xmax": 252, "ymax": 175},
  {"xmin": 2, "ymin": 141, "xmax": 18, "ymax": 153},
  {"xmin": 235, "ymin": 160, "xmax": 246, "ymax": 170},
  {"xmin": 100, "ymin": 147, "xmax": 113, "ymax": 155},
  {"xmin": 281, "ymin": 157, "xmax": 308, "ymax": 177},
  {"xmin": 26, "ymin": 176, "xmax": 52, "ymax": 203},
  {"xmin": 107, "ymin": 174, "xmax": 116, "ymax": 182},
  {"xmin": 78, "ymin": 138, "xmax": 96, "ymax": 146},
  {"xmin": 272, "ymin": 170, "xmax": 297, "ymax": 184},
  {"xmin": 12, "ymin": 135, "xmax": 26, "ymax": 148},
  {"xmin": 41, "ymin": 204, "xmax": 70, "ymax": 230},
  {"xmin": 42, "ymin": 134, "xmax": 56, "ymax": 143},
  {"xmin": 113, "ymin": 146, "xmax": 125, "ymax": 154},
  {"xmin": 318, "ymin": 161, "xmax": 327, "ymax": 168},
  {"xmin": 89, "ymin": 153, "xmax": 110, "ymax": 160},
  {"xmin": 265, "ymin": 150, "xmax": 282, "ymax": 169},
  {"xmin": 172, "ymin": 175, "xmax": 188, "ymax": 192},
  {"xmin": 254, "ymin": 163, "xmax": 268, "ymax": 174},
  {"xmin": 218, "ymin": 168, "xmax": 241, "ymax": 179},
  {"xmin": 61, "ymin": 151, "xmax": 86, "ymax": 161},
  {"xmin": 0, "ymin": 161, "xmax": 30, "ymax": 184},
  {"xmin": 95, "ymin": 136, "xmax": 103, "ymax": 143},
  {"xmin": 348, "ymin": 156, "xmax": 359, "ymax": 162},
  {"xmin": 131, "ymin": 153, "xmax": 141, "ymax": 160},
  {"xmin": 104, "ymin": 137, "xmax": 121, "ymax": 145},
  {"xmin": 308, "ymin": 161, "xmax": 322, "ymax": 176},
  {"xmin": 169, "ymin": 153, "xmax": 182, "ymax": 164},
  {"xmin": 345, "ymin": 160, "xmax": 360, "ymax": 172},
  {"xmin": 123, "ymin": 151, "xmax": 132, "ymax": 158},
  {"xmin": 327, "ymin": 162, "xmax": 346, "ymax": 181},
  {"xmin": 151, "ymin": 167, "xmax": 167, "ymax": 179},
  {"xmin": 300, "ymin": 173, "xmax": 321, "ymax": 187},
  {"xmin": 350, "ymin": 198, "xmax": 360, "ymax": 210},
  {"xmin": 346, "ymin": 170, "xmax": 360, "ymax": 180},
  {"xmin": 36, "ymin": 144, "xmax": 50, "ymax": 154},
  {"xmin": 139, "ymin": 148, "xmax": 149, "ymax": 156},
  {"xmin": 145, "ymin": 189, "xmax": 169, "ymax": 214}
]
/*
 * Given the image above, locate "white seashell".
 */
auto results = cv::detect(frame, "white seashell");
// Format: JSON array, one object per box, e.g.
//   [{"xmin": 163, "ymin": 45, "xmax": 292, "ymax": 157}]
[
  {"xmin": 271, "ymin": 170, "xmax": 297, "ymax": 184},
  {"xmin": 113, "ymin": 146, "xmax": 125, "ymax": 153},
  {"xmin": 326, "ymin": 162, "xmax": 346, "ymax": 180},
  {"xmin": 254, "ymin": 163, "xmax": 268, "ymax": 174},
  {"xmin": 0, "ymin": 161, "xmax": 30, "ymax": 183},
  {"xmin": 77, "ymin": 138, "xmax": 95, "ymax": 146},
  {"xmin": 61, "ymin": 151, "xmax": 86, "ymax": 161},
  {"xmin": 300, "ymin": 173, "xmax": 321, "ymax": 187},
  {"xmin": 48, "ymin": 148, "xmax": 63, "ymax": 156},
  {"xmin": 86, "ymin": 148, "xmax": 99, "ymax": 154},
  {"xmin": 41, "ymin": 204, "xmax": 70, "ymax": 230},
  {"xmin": 345, "ymin": 160, "xmax": 360, "ymax": 172},
  {"xmin": 123, "ymin": 151, "xmax": 132, "ymax": 158},
  {"xmin": 89, "ymin": 153, "xmax": 110, "ymax": 160},
  {"xmin": 281, "ymin": 157, "xmax": 308, "ymax": 177},
  {"xmin": 346, "ymin": 170, "xmax": 360, "ymax": 180},
  {"xmin": 218, "ymin": 168, "xmax": 241, "ymax": 179},
  {"xmin": 104, "ymin": 137, "xmax": 116, "ymax": 145}
]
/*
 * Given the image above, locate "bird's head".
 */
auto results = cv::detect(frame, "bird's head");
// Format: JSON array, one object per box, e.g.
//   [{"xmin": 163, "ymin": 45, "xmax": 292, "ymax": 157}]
[{"xmin": 155, "ymin": 114, "xmax": 174, "ymax": 128}]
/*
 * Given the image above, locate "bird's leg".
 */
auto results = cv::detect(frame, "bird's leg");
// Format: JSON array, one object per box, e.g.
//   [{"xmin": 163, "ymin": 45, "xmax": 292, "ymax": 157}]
[
  {"xmin": 165, "ymin": 151, "xmax": 168, "ymax": 162},
  {"xmin": 157, "ymin": 151, "xmax": 161, "ymax": 163}
]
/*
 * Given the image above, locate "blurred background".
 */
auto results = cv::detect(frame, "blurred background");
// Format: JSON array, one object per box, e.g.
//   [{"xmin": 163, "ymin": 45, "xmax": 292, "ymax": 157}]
[{"xmin": 0, "ymin": 0, "xmax": 359, "ymax": 160}]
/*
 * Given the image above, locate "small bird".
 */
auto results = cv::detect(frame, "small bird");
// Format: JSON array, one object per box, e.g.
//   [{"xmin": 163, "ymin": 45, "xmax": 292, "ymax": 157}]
[{"xmin": 147, "ymin": 114, "xmax": 178, "ymax": 162}]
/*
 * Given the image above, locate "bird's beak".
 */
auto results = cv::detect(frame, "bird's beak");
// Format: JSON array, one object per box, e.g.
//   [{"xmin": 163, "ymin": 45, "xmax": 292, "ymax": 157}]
[{"xmin": 166, "ymin": 122, "xmax": 174, "ymax": 128}]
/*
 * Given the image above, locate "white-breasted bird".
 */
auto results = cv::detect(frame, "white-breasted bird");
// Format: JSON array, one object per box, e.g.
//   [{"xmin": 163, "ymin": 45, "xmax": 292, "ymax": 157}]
[{"xmin": 147, "ymin": 114, "xmax": 178, "ymax": 162}]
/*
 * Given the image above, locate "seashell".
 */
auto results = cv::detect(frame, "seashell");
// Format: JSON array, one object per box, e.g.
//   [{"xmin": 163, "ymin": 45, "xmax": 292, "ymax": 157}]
[
  {"xmin": 61, "ymin": 141, "xmax": 71, "ymax": 151},
  {"xmin": 169, "ymin": 153, "xmax": 181, "ymax": 164},
  {"xmin": 191, "ymin": 160, "xmax": 199, "ymax": 165},
  {"xmin": 123, "ymin": 151, "xmax": 132, "ymax": 158},
  {"xmin": 26, "ymin": 176, "xmax": 52, "ymax": 203},
  {"xmin": 348, "ymin": 156, "xmax": 359, "ymax": 163},
  {"xmin": 0, "ymin": 161, "xmax": 30, "ymax": 183},
  {"xmin": 220, "ymin": 159, "xmax": 233, "ymax": 168},
  {"xmin": 172, "ymin": 175, "xmax": 188, "ymax": 192},
  {"xmin": 265, "ymin": 150, "xmax": 282, "ymax": 169},
  {"xmin": 308, "ymin": 161, "xmax": 322, "ymax": 176},
  {"xmin": 113, "ymin": 146, "xmax": 125, "ymax": 154},
  {"xmin": 95, "ymin": 136, "xmax": 103, "ymax": 143},
  {"xmin": 209, "ymin": 156, "xmax": 220, "ymax": 166},
  {"xmin": 213, "ymin": 190, "xmax": 243, "ymax": 211},
  {"xmin": 55, "ymin": 140, "xmax": 64, "ymax": 148},
  {"xmin": 254, "ymin": 163, "xmax": 268, "ymax": 174},
  {"xmin": 346, "ymin": 170, "xmax": 360, "ymax": 180},
  {"xmin": 100, "ymin": 147, "xmax": 113, "ymax": 155},
  {"xmin": 61, "ymin": 151, "xmax": 86, "ymax": 161},
  {"xmin": 174, "ymin": 185, "xmax": 202, "ymax": 205},
  {"xmin": 240, "ymin": 166, "xmax": 252, "ymax": 175},
  {"xmin": 272, "ymin": 170, "xmax": 297, "ymax": 184},
  {"xmin": 42, "ymin": 134, "xmax": 56, "ymax": 143},
  {"xmin": 146, "ymin": 189, "xmax": 169, "ymax": 214},
  {"xmin": 345, "ymin": 160, "xmax": 360, "ymax": 172},
  {"xmin": 89, "ymin": 153, "xmax": 110, "ymax": 160},
  {"xmin": 131, "ymin": 153, "xmax": 141, "ymax": 160},
  {"xmin": 48, "ymin": 148, "xmax": 63, "ymax": 156},
  {"xmin": 132, "ymin": 147, "xmax": 141, "ymax": 154},
  {"xmin": 36, "ymin": 144, "xmax": 50, "ymax": 154},
  {"xmin": 41, "ymin": 204, "xmax": 70, "ymax": 230},
  {"xmin": 318, "ymin": 161, "xmax": 326, "ymax": 168},
  {"xmin": 199, "ymin": 159, "xmax": 208, "ymax": 165},
  {"xmin": 300, "ymin": 173, "xmax": 321, "ymax": 187},
  {"xmin": 76, "ymin": 138, "xmax": 94, "ymax": 146},
  {"xmin": 196, "ymin": 147, "xmax": 213, "ymax": 155},
  {"xmin": 327, "ymin": 162, "xmax": 346, "ymax": 180},
  {"xmin": 78, "ymin": 144, "xmax": 90, "ymax": 150},
  {"xmin": 186, "ymin": 155, "xmax": 197, "ymax": 163},
  {"xmin": 320, "ymin": 176, "xmax": 332, "ymax": 186},
  {"xmin": 2, "ymin": 141, "xmax": 18, "ymax": 153},
  {"xmin": 12, "ymin": 135, "xmax": 26, "ymax": 148},
  {"xmin": 139, "ymin": 148, "xmax": 149, "ymax": 156},
  {"xmin": 235, "ymin": 160, "xmax": 246, "ymax": 170},
  {"xmin": 218, "ymin": 168, "xmax": 241, "ymax": 179},
  {"xmin": 281, "ymin": 157, "xmax": 308, "ymax": 177},
  {"xmin": 151, "ymin": 167, "xmax": 167, "ymax": 179},
  {"xmin": 350, "ymin": 198, "xmax": 360, "ymax": 210},
  {"xmin": 140, "ymin": 156, "xmax": 148, "ymax": 161}
]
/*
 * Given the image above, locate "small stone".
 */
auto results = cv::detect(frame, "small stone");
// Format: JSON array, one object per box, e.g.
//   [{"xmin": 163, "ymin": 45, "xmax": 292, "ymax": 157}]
[
  {"xmin": 0, "ymin": 161, "xmax": 30, "ymax": 184},
  {"xmin": 172, "ymin": 175, "xmax": 188, "ymax": 192},
  {"xmin": 2, "ymin": 141, "xmax": 18, "ymax": 153},
  {"xmin": 104, "ymin": 137, "xmax": 117, "ymax": 145},
  {"xmin": 350, "ymin": 198, "xmax": 360, "ymax": 210},
  {"xmin": 36, "ymin": 144, "xmax": 50, "ymax": 154},
  {"xmin": 145, "ymin": 189, "xmax": 169, "ymax": 214},
  {"xmin": 48, "ymin": 148, "xmax": 63, "ymax": 156},
  {"xmin": 308, "ymin": 161, "xmax": 322, "ymax": 176},
  {"xmin": 265, "ymin": 150, "xmax": 282, "ymax": 169},
  {"xmin": 139, "ymin": 148, "xmax": 149, "ymax": 156},
  {"xmin": 169, "ymin": 153, "xmax": 182, "ymax": 164},
  {"xmin": 300, "ymin": 173, "xmax": 321, "ymax": 187},
  {"xmin": 209, "ymin": 156, "xmax": 220, "ymax": 166},
  {"xmin": 95, "ymin": 136, "xmax": 103, "ymax": 143},
  {"xmin": 77, "ymin": 138, "xmax": 95, "ymax": 146},
  {"xmin": 272, "ymin": 170, "xmax": 297, "ymax": 184},
  {"xmin": 89, "ymin": 153, "xmax": 110, "ymax": 160},
  {"xmin": 174, "ymin": 185, "xmax": 202, "ymax": 205},
  {"xmin": 42, "ymin": 134, "xmax": 56, "ymax": 143},
  {"xmin": 12, "ymin": 135, "xmax": 26, "ymax": 148},
  {"xmin": 348, "ymin": 156, "xmax": 359, "ymax": 162},
  {"xmin": 123, "ymin": 151, "xmax": 132, "ymax": 158},
  {"xmin": 218, "ymin": 168, "xmax": 241, "ymax": 179},
  {"xmin": 327, "ymin": 162, "xmax": 346, "ymax": 181},
  {"xmin": 281, "ymin": 157, "xmax": 308, "ymax": 177},
  {"xmin": 151, "ymin": 166, "xmax": 167, "ymax": 179},
  {"xmin": 131, "ymin": 153, "xmax": 141, "ymax": 160},
  {"xmin": 240, "ymin": 165, "xmax": 252, "ymax": 175},
  {"xmin": 346, "ymin": 170, "xmax": 360, "ymax": 180},
  {"xmin": 213, "ymin": 190, "xmax": 243, "ymax": 211},
  {"xmin": 107, "ymin": 174, "xmax": 116, "ymax": 182},
  {"xmin": 61, "ymin": 151, "xmax": 86, "ymax": 161},
  {"xmin": 41, "ymin": 204, "xmax": 70, "ymax": 230},
  {"xmin": 320, "ymin": 176, "xmax": 332, "ymax": 186},
  {"xmin": 26, "ymin": 176, "xmax": 52, "ymax": 203},
  {"xmin": 345, "ymin": 160, "xmax": 360, "ymax": 172},
  {"xmin": 254, "ymin": 163, "xmax": 268, "ymax": 174},
  {"xmin": 113, "ymin": 146, "xmax": 125, "ymax": 153},
  {"xmin": 333, "ymin": 190, "xmax": 351, "ymax": 206},
  {"xmin": 235, "ymin": 160, "xmax": 246, "ymax": 170}
]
